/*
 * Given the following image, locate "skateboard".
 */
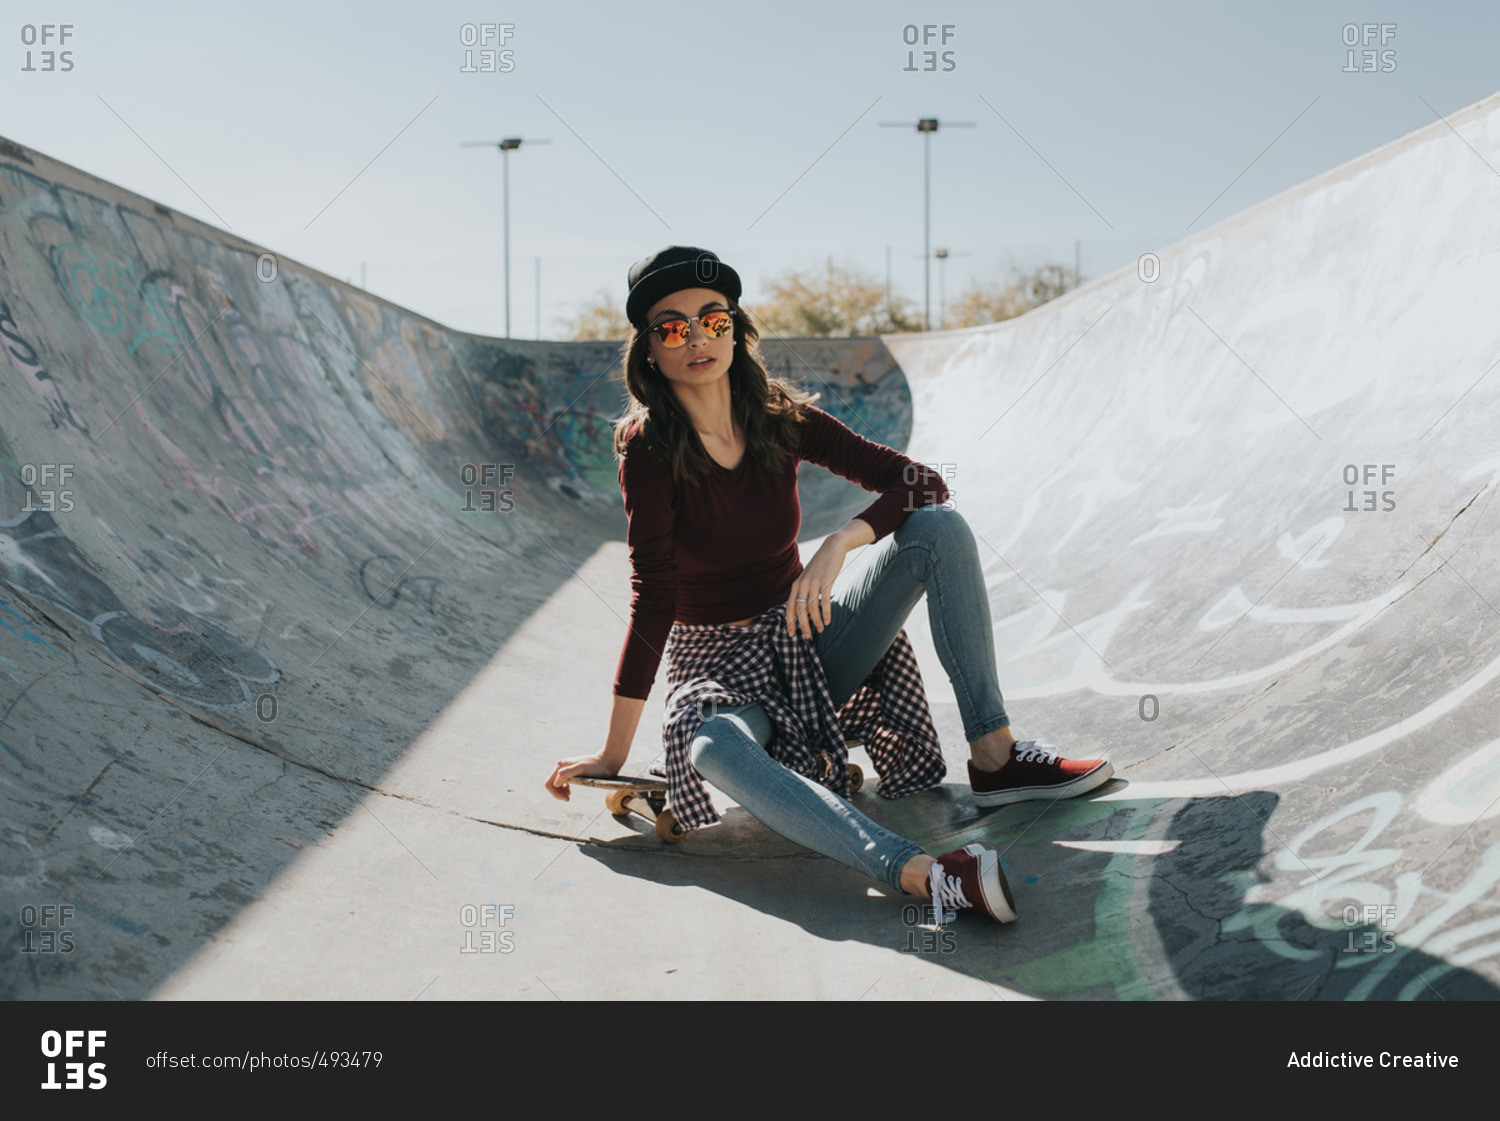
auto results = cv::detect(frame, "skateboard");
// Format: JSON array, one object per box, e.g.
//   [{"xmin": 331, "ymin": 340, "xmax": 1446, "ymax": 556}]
[
  {"xmin": 571, "ymin": 755, "xmax": 864, "ymax": 845},
  {"xmin": 570, "ymin": 775, "xmax": 686, "ymax": 843},
  {"xmin": 821, "ymin": 752, "xmax": 865, "ymax": 793}
]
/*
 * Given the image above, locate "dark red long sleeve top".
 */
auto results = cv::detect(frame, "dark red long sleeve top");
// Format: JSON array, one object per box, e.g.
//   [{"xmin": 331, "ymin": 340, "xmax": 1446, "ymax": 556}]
[{"xmin": 613, "ymin": 405, "xmax": 951, "ymax": 700}]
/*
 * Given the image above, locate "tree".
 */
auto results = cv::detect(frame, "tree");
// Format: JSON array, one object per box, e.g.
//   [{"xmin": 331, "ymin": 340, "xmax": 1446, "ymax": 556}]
[
  {"xmin": 946, "ymin": 281, "xmax": 1025, "ymax": 329},
  {"xmin": 557, "ymin": 258, "xmax": 1085, "ymax": 340},
  {"xmin": 749, "ymin": 259, "xmax": 922, "ymax": 338},
  {"xmin": 946, "ymin": 262, "xmax": 1084, "ymax": 329},
  {"xmin": 1010, "ymin": 262, "xmax": 1081, "ymax": 309},
  {"xmin": 559, "ymin": 289, "xmax": 630, "ymax": 341}
]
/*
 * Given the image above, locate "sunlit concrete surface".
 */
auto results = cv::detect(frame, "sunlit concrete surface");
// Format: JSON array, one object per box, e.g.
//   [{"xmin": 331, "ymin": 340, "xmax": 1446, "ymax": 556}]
[{"xmin": 3, "ymin": 90, "xmax": 1499, "ymax": 1000}]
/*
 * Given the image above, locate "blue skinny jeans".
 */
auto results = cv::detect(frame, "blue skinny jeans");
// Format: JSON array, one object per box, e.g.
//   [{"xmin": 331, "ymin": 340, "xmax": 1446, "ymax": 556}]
[{"xmin": 688, "ymin": 504, "xmax": 1011, "ymax": 892}]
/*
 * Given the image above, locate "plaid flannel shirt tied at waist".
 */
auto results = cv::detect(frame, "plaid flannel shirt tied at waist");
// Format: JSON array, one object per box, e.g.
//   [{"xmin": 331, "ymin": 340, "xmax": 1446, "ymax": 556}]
[{"xmin": 658, "ymin": 602, "xmax": 948, "ymax": 832}]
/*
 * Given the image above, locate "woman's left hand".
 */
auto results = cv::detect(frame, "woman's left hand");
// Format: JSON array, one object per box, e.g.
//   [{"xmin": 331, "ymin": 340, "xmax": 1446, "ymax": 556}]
[{"xmin": 786, "ymin": 540, "xmax": 848, "ymax": 638}]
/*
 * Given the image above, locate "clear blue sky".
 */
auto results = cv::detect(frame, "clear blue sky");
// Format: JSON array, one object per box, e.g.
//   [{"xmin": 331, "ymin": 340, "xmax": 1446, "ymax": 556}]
[{"xmin": 5, "ymin": 0, "xmax": 1495, "ymax": 337}]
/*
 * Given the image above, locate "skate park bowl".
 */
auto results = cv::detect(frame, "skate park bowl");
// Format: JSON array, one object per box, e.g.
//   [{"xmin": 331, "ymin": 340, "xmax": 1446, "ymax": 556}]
[{"xmin": 3, "ymin": 89, "xmax": 1499, "ymax": 1001}]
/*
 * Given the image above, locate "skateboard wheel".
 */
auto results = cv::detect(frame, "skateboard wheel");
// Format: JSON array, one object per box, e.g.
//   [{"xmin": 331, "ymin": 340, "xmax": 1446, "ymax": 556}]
[
  {"xmin": 605, "ymin": 790, "xmax": 634, "ymax": 817},
  {"xmin": 654, "ymin": 809, "xmax": 686, "ymax": 844},
  {"xmin": 847, "ymin": 763, "xmax": 864, "ymax": 793}
]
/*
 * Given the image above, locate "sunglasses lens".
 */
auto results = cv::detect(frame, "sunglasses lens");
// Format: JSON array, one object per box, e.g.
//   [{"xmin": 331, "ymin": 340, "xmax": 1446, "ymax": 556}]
[
  {"xmin": 656, "ymin": 320, "xmax": 690, "ymax": 347},
  {"xmin": 652, "ymin": 310, "xmax": 734, "ymax": 347}
]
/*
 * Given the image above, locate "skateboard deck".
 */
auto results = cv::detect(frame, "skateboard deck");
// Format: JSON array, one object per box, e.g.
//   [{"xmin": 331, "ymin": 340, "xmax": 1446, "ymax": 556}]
[{"xmin": 572, "ymin": 755, "xmax": 864, "ymax": 845}]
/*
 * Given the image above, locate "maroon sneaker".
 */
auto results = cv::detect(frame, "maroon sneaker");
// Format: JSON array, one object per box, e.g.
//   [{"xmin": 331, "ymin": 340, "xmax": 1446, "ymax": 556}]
[
  {"xmin": 928, "ymin": 844, "xmax": 1017, "ymax": 924},
  {"xmin": 969, "ymin": 739, "xmax": 1113, "ymax": 808}
]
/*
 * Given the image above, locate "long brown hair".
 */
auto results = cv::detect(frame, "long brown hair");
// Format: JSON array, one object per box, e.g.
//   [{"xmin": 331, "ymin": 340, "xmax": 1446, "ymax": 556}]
[{"xmin": 611, "ymin": 304, "xmax": 819, "ymax": 485}]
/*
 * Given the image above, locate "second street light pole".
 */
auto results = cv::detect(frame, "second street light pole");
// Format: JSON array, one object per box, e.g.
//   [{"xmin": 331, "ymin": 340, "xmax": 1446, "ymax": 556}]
[
  {"xmin": 931, "ymin": 247, "xmax": 970, "ymax": 330},
  {"xmin": 935, "ymin": 247, "xmax": 946, "ymax": 329}
]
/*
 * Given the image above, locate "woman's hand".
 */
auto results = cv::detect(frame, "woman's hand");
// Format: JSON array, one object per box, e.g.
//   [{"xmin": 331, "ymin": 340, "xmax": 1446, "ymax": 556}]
[
  {"xmin": 786, "ymin": 538, "xmax": 850, "ymax": 638},
  {"xmin": 545, "ymin": 752, "xmax": 623, "ymax": 802}
]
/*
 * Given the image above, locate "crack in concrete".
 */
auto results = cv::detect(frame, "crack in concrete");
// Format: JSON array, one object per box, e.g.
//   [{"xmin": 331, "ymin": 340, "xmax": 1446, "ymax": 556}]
[
  {"xmin": 34, "ymin": 646, "xmax": 780, "ymax": 859},
  {"xmin": 1126, "ymin": 677, "xmax": 1282, "ymax": 775},
  {"xmin": 1397, "ymin": 481, "xmax": 1489, "ymax": 580},
  {"xmin": 470, "ymin": 812, "xmax": 823, "ymax": 859},
  {"xmin": 1155, "ymin": 871, "xmax": 1224, "ymax": 930},
  {"xmin": 0, "ymin": 576, "xmax": 78, "ymax": 649},
  {"xmin": 230, "ymin": 758, "xmax": 292, "ymax": 833},
  {"xmin": 50, "ymin": 756, "xmax": 118, "ymax": 834},
  {"xmin": 0, "ymin": 665, "xmax": 60, "ymax": 726}
]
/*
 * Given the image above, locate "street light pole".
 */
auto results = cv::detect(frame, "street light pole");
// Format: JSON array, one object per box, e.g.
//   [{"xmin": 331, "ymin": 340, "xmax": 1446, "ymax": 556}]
[
  {"xmin": 923, "ymin": 120, "xmax": 932, "ymax": 329},
  {"xmin": 879, "ymin": 117, "xmax": 974, "ymax": 330},
  {"xmin": 502, "ymin": 140, "xmax": 513, "ymax": 337},
  {"xmin": 935, "ymin": 247, "xmax": 947, "ymax": 329},
  {"xmin": 462, "ymin": 135, "xmax": 550, "ymax": 338}
]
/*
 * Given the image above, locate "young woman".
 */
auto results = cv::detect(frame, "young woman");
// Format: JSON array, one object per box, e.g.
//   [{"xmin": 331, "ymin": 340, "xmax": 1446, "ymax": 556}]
[{"xmin": 544, "ymin": 246, "xmax": 1112, "ymax": 923}]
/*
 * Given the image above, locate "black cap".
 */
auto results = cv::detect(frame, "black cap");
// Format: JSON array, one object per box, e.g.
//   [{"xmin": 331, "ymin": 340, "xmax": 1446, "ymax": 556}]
[{"xmin": 626, "ymin": 246, "xmax": 743, "ymax": 330}]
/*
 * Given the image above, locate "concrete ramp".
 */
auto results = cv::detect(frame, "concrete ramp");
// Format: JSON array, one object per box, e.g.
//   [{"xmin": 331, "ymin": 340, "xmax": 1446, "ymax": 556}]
[{"xmin": 3, "ymin": 87, "xmax": 1499, "ymax": 1000}]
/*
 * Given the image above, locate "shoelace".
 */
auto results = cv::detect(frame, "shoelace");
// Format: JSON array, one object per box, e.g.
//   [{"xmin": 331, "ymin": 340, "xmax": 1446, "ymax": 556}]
[
  {"xmin": 927, "ymin": 861, "xmax": 969, "ymax": 927},
  {"xmin": 1013, "ymin": 740, "xmax": 1059, "ymax": 765}
]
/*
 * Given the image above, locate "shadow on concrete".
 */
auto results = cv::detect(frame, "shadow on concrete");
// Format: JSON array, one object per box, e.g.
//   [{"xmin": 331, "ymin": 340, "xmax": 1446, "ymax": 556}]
[{"xmin": 571, "ymin": 784, "xmax": 1500, "ymax": 1000}]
